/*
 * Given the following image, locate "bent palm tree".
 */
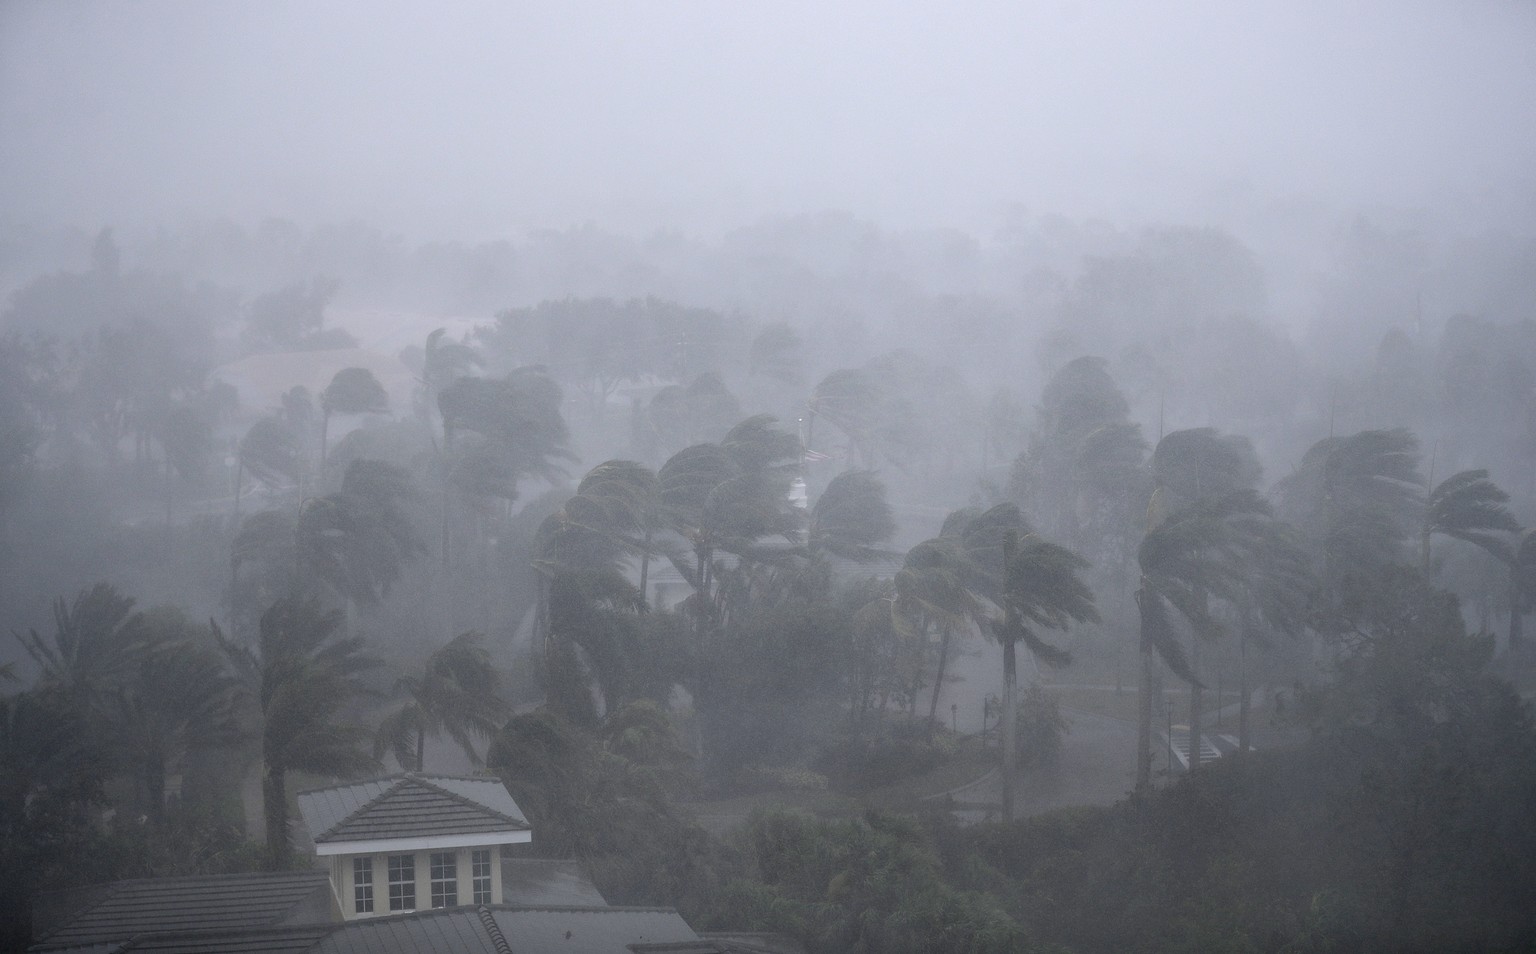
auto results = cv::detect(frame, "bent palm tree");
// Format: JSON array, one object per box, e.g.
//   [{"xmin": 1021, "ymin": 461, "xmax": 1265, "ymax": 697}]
[
  {"xmin": 996, "ymin": 529, "xmax": 1098, "ymax": 817},
  {"xmin": 218, "ymin": 597, "xmax": 380, "ymax": 868},
  {"xmin": 1420, "ymin": 469, "xmax": 1518, "ymax": 572},
  {"xmin": 1134, "ymin": 489, "xmax": 1294, "ymax": 790},
  {"xmin": 375, "ymin": 631, "xmax": 507, "ymax": 772},
  {"xmin": 319, "ymin": 367, "xmax": 389, "ymax": 470}
]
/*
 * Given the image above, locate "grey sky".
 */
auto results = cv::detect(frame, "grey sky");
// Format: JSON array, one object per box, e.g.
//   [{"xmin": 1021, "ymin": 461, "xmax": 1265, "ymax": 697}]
[{"xmin": 3, "ymin": 1, "xmax": 1534, "ymax": 238}]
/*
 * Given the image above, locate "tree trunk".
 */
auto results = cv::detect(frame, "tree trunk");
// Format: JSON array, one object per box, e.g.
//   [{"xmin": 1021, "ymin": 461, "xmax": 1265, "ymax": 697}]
[
  {"xmin": 1188, "ymin": 635, "xmax": 1203, "ymax": 773},
  {"xmin": 926, "ymin": 624, "xmax": 953, "ymax": 734},
  {"xmin": 1510, "ymin": 568, "xmax": 1524, "ymax": 654},
  {"xmin": 415, "ymin": 726, "xmax": 425, "ymax": 774},
  {"xmin": 319, "ymin": 409, "xmax": 331, "ymax": 472},
  {"xmin": 1135, "ymin": 590, "xmax": 1154, "ymax": 794},
  {"xmin": 1237, "ymin": 624, "xmax": 1250, "ymax": 758},
  {"xmin": 1001, "ymin": 636, "xmax": 1018, "ymax": 821},
  {"xmin": 639, "ymin": 530, "xmax": 652, "ymax": 607},
  {"xmin": 232, "ymin": 457, "xmax": 244, "ymax": 521},
  {"xmin": 263, "ymin": 766, "xmax": 289, "ymax": 869}
]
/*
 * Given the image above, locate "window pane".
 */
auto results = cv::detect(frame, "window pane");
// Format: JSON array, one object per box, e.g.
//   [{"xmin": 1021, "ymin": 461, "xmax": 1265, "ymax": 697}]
[
  {"xmin": 388, "ymin": 854, "xmax": 416, "ymax": 911},
  {"xmin": 471, "ymin": 848, "xmax": 493, "ymax": 905},
  {"xmin": 353, "ymin": 857, "xmax": 374, "ymax": 913},
  {"xmin": 430, "ymin": 851, "xmax": 457, "ymax": 908}
]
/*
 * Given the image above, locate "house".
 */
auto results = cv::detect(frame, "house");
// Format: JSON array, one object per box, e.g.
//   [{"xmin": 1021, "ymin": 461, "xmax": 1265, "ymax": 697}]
[
  {"xmin": 28, "ymin": 869, "xmax": 339, "ymax": 951},
  {"xmin": 295, "ymin": 773, "xmax": 532, "ymax": 920},
  {"xmin": 32, "ymin": 772, "xmax": 802, "ymax": 953}
]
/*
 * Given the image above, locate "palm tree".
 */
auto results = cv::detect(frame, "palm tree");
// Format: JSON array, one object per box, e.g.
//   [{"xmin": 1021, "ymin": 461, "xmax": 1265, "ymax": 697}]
[
  {"xmin": 14, "ymin": 583, "xmax": 143, "ymax": 704},
  {"xmin": 1278, "ymin": 428, "xmax": 1423, "ymax": 581},
  {"xmin": 330, "ymin": 458, "xmax": 427, "ymax": 609},
  {"xmin": 104, "ymin": 611, "xmax": 243, "ymax": 825},
  {"xmin": 1139, "ymin": 428, "xmax": 1265, "ymax": 764},
  {"xmin": 996, "ymin": 528, "xmax": 1098, "ymax": 818},
  {"xmin": 1420, "ymin": 469, "xmax": 1518, "ymax": 573},
  {"xmin": 235, "ymin": 415, "xmax": 303, "ymax": 518},
  {"xmin": 808, "ymin": 470, "xmax": 897, "ymax": 563},
  {"xmin": 319, "ymin": 367, "xmax": 389, "ymax": 471},
  {"xmin": 374, "ymin": 631, "xmax": 507, "ymax": 772},
  {"xmin": 218, "ymin": 597, "xmax": 380, "ymax": 867},
  {"xmin": 895, "ymin": 535, "xmax": 979, "ymax": 729},
  {"xmin": 1134, "ymin": 489, "xmax": 1291, "ymax": 790}
]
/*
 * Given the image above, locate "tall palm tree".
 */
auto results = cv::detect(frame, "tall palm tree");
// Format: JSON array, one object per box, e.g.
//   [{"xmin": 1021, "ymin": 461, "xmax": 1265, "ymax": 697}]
[
  {"xmin": 996, "ymin": 528, "xmax": 1098, "ymax": 818},
  {"xmin": 1134, "ymin": 489, "xmax": 1290, "ymax": 791},
  {"xmin": 1142, "ymin": 428, "xmax": 1265, "ymax": 764},
  {"xmin": 1420, "ymin": 469, "xmax": 1518, "ymax": 572},
  {"xmin": 1278, "ymin": 428, "xmax": 1423, "ymax": 582},
  {"xmin": 374, "ymin": 631, "xmax": 507, "ymax": 772},
  {"xmin": 218, "ymin": 597, "xmax": 380, "ymax": 867},
  {"xmin": 319, "ymin": 367, "xmax": 389, "ymax": 470},
  {"xmin": 895, "ymin": 535, "xmax": 978, "ymax": 729}
]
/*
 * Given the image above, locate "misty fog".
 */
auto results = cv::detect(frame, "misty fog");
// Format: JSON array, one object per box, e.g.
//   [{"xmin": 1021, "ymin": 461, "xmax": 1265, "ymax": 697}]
[{"xmin": 4, "ymin": 3, "xmax": 1536, "ymax": 952}]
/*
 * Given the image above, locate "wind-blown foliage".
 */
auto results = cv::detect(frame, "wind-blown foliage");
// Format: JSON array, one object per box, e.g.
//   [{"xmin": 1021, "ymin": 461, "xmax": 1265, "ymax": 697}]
[
  {"xmin": 218, "ymin": 597, "xmax": 379, "ymax": 867},
  {"xmin": 374, "ymin": 630, "xmax": 507, "ymax": 771}
]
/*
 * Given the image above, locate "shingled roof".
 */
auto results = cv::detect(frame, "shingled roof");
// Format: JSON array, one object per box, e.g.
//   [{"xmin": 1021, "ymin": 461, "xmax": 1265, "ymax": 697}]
[
  {"xmin": 310, "ymin": 905, "xmax": 711, "ymax": 954},
  {"xmin": 29, "ymin": 871, "xmax": 336, "ymax": 951},
  {"xmin": 297, "ymin": 774, "xmax": 530, "ymax": 854}
]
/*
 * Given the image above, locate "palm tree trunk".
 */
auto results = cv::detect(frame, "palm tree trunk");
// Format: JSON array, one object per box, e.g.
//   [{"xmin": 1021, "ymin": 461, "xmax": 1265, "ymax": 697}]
[
  {"xmin": 1510, "ymin": 567, "xmax": 1524, "ymax": 654},
  {"xmin": 926, "ymin": 624, "xmax": 953, "ymax": 734},
  {"xmin": 415, "ymin": 726, "xmax": 425, "ymax": 773},
  {"xmin": 1237, "ymin": 623, "xmax": 1250, "ymax": 758},
  {"xmin": 1188, "ymin": 635, "xmax": 1203, "ymax": 772},
  {"xmin": 639, "ymin": 530, "xmax": 652, "ymax": 607},
  {"xmin": 1135, "ymin": 590, "xmax": 1154, "ymax": 794},
  {"xmin": 1001, "ymin": 635, "xmax": 1017, "ymax": 821},
  {"xmin": 232, "ymin": 457, "xmax": 244, "ymax": 521},
  {"xmin": 319, "ymin": 410, "xmax": 330, "ymax": 472},
  {"xmin": 263, "ymin": 765, "xmax": 290, "ymax": 868}
]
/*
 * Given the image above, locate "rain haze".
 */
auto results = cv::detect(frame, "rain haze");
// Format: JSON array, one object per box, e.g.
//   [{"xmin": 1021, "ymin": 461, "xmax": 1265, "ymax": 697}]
[
  {"xmin": 6, "ymin": 3, "xmax": 1536, "ymax": 953},
  {"xmin": 4, "ymin": 1, "xmax": 1535, "ymax": 236}
]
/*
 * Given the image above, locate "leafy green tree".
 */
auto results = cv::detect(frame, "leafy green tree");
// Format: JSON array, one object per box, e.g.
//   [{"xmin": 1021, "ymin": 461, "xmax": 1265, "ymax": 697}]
[
  {"xmin": 374, "ymin": 630, "xmax": 507, "ymax": 771},
  {"xmin": 0, "ymin": 689, "xmax": 103, "ymax": 948},
  {"xmin": 724, "ymin": 809, "xmax": 1029, "ymax": 953},
  {"xmin": 218, "ymin": 597, "xmax": 380, "ymax": 867},
  {"xmin": 319, "ymin": 366, "xmax": 389, "ymax": 470}
]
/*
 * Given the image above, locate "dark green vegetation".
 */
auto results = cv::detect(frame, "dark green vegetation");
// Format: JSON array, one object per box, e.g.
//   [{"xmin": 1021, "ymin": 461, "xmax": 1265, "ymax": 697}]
[{"xmin": 4, "ymin": 221, "xmax": 1536, "ymax": 952}]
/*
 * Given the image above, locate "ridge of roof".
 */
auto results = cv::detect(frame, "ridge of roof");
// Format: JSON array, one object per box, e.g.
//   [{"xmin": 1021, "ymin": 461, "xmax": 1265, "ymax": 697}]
[
  {"xmin": 303, "ymin": 773, "xmax": 527, "ymax": 843},
  {"xmin": 311, "ymin": 776, "xmax": 410, "ymax": 842},
  {"xmin": 475, "ymin": 905, "xmax": 513, "ymax": 954},
  {"xmin": 488, "ymin": 905, "xmax": 682, "ymax": 915},
  {"xmin": 409, "ymin": 774, "xmax": 528, "ymax": 830}
]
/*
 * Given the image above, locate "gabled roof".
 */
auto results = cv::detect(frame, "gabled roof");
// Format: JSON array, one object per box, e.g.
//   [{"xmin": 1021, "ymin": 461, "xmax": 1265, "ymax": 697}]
[
  {"xmin": 486, "ymin": 907, "xmax": 703, "ymax": 954},
  {"xmin": 297, "ymin": 774, "xmax": 529, "ymax": 850},
  {"xmin": 30, "ymin": 871, "xmax": 335, "ymax": 951},
  {"xmin": 311, "ymin": 905, "xmax": 705, "ymax": 954}
]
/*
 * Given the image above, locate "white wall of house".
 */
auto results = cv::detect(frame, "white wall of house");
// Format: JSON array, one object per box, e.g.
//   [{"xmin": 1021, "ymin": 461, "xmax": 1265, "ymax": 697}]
[{"xmin": 329, "ymin": 844, "xmax": 505, "ymax": 920}]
